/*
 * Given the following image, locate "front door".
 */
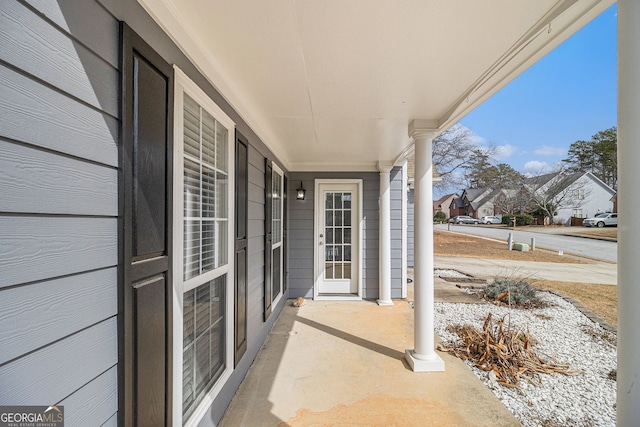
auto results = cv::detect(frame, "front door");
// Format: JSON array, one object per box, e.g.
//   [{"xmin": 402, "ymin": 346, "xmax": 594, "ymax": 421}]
[{"xmin": 315, "ymin": 181, "xmax": 360, "ymax": 298}]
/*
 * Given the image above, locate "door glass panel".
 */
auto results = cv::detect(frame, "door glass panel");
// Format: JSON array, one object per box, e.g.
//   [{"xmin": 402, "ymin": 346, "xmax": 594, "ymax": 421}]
[
  {"xmin": 343, "ymin": 193, "xmax": 351, "ymax": 208},
  {"xmin": 323, "ymin": 191, "xmax": 353, "ymax": 282},
  {"xmin": 326, "ymin": 245, "xmax": 334, "ymax": 261},
  {"xmin": 325, "ymin": 263, "xmax": 333, "ymax": 279}
]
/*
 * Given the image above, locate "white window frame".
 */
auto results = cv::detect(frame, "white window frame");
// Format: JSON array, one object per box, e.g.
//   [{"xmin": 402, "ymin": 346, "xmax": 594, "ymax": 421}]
[
  {"xmin": 271, "ymin": 162, "xmax": 284, "ymax": 305},
  {"xmin": 172, "ymin": 66, "xmax": 235, "ymax": 427}
]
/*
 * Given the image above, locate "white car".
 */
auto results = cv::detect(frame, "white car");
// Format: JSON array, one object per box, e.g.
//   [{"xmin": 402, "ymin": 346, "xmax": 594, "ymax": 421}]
[
  {"xmin": 481, "ymin": 216, "xmax": 501, "ymax": 224},
  {"xmin": 583, "ymin": 213, "xmax": 617, "ymax": 228}
]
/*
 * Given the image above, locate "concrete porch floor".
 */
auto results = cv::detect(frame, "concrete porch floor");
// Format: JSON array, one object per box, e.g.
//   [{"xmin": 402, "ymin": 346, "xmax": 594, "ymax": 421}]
[{"xmin": 219, "ymin": 292, "xmax": 520, "ymax": 426}]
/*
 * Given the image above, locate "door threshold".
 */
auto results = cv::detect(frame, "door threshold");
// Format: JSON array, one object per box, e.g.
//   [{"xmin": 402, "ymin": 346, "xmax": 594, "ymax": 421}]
[{"xmin": 315, "ymin": 294, "xmax": 362, "ymax": 301}]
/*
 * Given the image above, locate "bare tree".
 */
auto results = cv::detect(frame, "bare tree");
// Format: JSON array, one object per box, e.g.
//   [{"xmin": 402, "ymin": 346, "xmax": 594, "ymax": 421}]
[{"xmin": 431, "ymin": 124, "xmax": 496, "ymax": 191}]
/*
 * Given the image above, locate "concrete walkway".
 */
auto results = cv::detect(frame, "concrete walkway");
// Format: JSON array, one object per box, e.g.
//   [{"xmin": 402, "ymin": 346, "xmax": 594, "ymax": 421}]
[
  {"xmin": 220, "ymin": 298, "xmax": 520, "ymax": 427},
  {"xmin": 435, "ymin": 256, "xmax": 617, "ymax": 285}
]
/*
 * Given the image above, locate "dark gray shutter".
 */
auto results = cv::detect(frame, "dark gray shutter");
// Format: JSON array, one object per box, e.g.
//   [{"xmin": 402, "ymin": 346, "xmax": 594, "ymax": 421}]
[
  {"xmin": 120, "ymin": 22, "xmax": 173, "ymax": 427},
  {"xmin": 234, "ymin": 132, "xmax": 248, "ymax": 365}
]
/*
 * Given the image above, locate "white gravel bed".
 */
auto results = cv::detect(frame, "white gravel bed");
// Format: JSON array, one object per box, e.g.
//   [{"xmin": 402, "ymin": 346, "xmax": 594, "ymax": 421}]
[
  {"xmin": 434, "ymin": 269, "xmax": 470, "ymax": 278},
  {"xmin": 435, "ymin": 292, "xmax": 617, "ymax": 427}
]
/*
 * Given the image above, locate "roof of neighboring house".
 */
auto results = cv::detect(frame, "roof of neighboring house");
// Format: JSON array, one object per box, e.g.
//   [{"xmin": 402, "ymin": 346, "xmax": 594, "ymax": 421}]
[
  {"xmin": 450, "ymin": 197, "xmax": 465, "ymax": 209},
  {"xmin": 471, "ymin": 188, "xmax": 502, "ymax": 210},
  {"xmin": 461, "ymin": 187, "xmax": 491, "ymax": 203},
  {"xmin": 434, "ymin": 193, "xmax": 458, "ymax": 206}
]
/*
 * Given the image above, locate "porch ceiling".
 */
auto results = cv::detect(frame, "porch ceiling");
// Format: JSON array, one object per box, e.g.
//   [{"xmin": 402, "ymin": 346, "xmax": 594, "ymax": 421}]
[{"xmin": 139, "ymin": 0, "xmax": 613, "ymax": 171}]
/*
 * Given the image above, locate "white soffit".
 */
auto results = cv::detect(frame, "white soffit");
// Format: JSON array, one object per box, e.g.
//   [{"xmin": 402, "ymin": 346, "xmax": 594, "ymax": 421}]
[{"xmin": 138, "ymin": 0, "xmax": 614, "ymax": 172}]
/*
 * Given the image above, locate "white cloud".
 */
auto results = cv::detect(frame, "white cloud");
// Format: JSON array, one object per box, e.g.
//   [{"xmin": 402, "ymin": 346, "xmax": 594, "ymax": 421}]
[
  {"xmin": 534, "ymin": 145, "xmax": 566, "ymax": 156},
  {"xmin": 494, "ymin": 144, "xmax": 517, "ymax": 160},
  {"xmin": 524, "ymin": 160, "xmax": 549, "ymax": 172}
]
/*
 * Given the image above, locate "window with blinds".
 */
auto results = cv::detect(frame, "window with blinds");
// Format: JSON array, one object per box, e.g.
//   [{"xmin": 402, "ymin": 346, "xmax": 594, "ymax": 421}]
[
  {"xmin": 180, "ymin": 89, "xmax": 231, "ymax": 423},
  {"xmin": 183, "ymin": 93, "xmax": 228, "ymax": 281}
]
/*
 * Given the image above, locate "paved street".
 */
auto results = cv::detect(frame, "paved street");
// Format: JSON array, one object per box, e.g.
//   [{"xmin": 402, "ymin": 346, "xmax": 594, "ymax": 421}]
[{"xmin": 435, "ymin": 224, "xmax": 618, "ymax": 263}]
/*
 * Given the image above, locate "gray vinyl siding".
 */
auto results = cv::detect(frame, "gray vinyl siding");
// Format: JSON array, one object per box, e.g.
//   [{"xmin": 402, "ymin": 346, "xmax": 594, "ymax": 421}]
[
  {"xmin": 0, "ymin": 1, "xmax": 118, "ymax": 424},
  {"xmin": 288, "ymin": 172, "xmax": 380, "ymax": 299},
  {"xmin": 408, "ymin": 189, "xmax": 415, "ymax": 267},
  {"xmin": 390, "ymin": 167, "xmax": 403, "ymax": 298}
]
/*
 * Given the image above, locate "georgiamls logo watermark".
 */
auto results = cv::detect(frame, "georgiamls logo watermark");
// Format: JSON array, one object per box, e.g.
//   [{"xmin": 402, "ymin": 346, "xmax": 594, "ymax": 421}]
[{"xmin": 0, "ymin": 406, "xmax": 64, "ymax": 427}]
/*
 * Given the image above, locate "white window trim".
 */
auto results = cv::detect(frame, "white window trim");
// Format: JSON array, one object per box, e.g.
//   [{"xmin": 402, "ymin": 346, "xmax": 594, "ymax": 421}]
[{"xmin": 172, "ymin": 66, "xmax": 235, "ymax": 427}]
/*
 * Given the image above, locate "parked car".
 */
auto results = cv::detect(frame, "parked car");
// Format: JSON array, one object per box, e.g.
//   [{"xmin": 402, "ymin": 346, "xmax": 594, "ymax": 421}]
[
  {"xmin": 583, "ymin": 213, "xmax": 617, "ymax": 228},
  {"xmin": 449, "ymin": 215, "xmax": 479, "ymax": 224},
  {"xmin": 481, "ymin": 216, "xmax": 501, "ymax": 224}
]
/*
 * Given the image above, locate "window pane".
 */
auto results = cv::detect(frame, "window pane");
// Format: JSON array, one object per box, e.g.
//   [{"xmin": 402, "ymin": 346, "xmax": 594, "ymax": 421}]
[
  {"xmin": 325, "ymin": 192, "xmax": 333, "ymax": 209},
  {"xmin": 335, "ymin": 228, "xmax": 342, "ymax": 244},
  {"xmin": 216, "ymin": 172, "xmax": 228, "ymax": 219},
  {"xmin": 182, "ymin": 344, "xmax": 195, "ymax": 409},
  {"xmin": 344, "ymin": 210, "xmax": 351, "ymax": 226},
  {"xmin": 184, "ymin": 220, "xmax": 200, "ymax": 281},
  {"xmin": 184, "ymin": 159, "xmax": 200, "ymax": 218},
  {"xmin": 183, "ymin": 289, "xmax": 195, "ymax": 347},
  {"xmin": 183, "ymin": 276, "xmax": 226, "ymax": 421},
  {"xmin": 202, "ymin": 167, "xmax": 215, "ymax": 218},
  {"xmin": 325, "ymin": 263, "xmax": 333, "ymax": 279},
  {"xmin": 195, "ymin": 331, "xmax": 211, "ymax": 394},
  {"xmin": 325, "ymin": 228, "xmax": 333, "ymax": 244},
  {"xmin": 343, "ymin": 193, "xmax": 351, "ymax": 208},
  {"xmin": 325, "ymin": 245, "xmax": 334, "ymax": 261},
  {"xmin": 195, "ymin": 284, "xmax": 211, "ymax": 336},
  {"xmin": 217, "ymin": 221, "xmax": 228, "ymax": 267},
  {"xmin": 202, "ymin": 109, "xmax": 215, "ymax": 166},
  {"xmin": 334, "ymin": 262, "xmax": 343, "ymax": 279},
  {"xmin": 335, "ymin": 193, "xmax": 342, "ymax": 209},
  {"xmin": 202, "ymin": 221, "xmax": 215, "ymax": 273},
  {"xmin": 344, "ymin": 245, "xmax": 351, "ymax": 261},
  {"xmin": 215, "ymin": 121, "xmax": 228, "ymax": 172},
  {"xmin": 335, "ymin": 211, "xmax": 342, "ymax": 226},
  {"xmin": 344, "ymin": 228, "xmax": 351, "ymax": 244},
  {"xmin": 344, "ymin": 263, "xmax": 351, "ymax": 279},
  {"xmin": 183, "ymin": 94, "xmax": 200, "ymax": 159},
  {"xmin": 326, "ymin": 210, "xmax": 333, "ymax": 226}
]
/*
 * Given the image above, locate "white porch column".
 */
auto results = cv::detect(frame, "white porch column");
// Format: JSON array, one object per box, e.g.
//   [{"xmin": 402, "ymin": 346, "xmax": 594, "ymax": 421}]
[
  {"xmin": 377, "ymin": 162, "xmax": 394, "ymax": 306},
  {"xmin": 405, "ymin": 120, "xmax": 445, "ymax": 372},
  {"xmin": 617, "ymin": 1, "xmax": 640, "ymax": 423}
]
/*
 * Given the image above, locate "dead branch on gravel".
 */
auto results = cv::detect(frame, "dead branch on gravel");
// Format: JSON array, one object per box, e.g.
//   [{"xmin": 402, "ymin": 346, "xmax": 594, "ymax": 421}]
[{"xmin": 437, "ymin": 313, "xmax": 578, "ymax": 388}]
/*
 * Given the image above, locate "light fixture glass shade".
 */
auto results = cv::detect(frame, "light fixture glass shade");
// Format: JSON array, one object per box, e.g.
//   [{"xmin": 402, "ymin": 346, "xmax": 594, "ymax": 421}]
[{"xmin": 296, "ymin": 181, "xmax": 306, "ymax": 200}]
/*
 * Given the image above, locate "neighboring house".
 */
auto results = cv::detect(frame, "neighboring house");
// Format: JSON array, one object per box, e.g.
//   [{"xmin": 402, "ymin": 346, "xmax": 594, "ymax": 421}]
[
  {"xmin": 523, "ymin": 171, "xmax": 616, "ymax": 225},
  {"xmin": 448, "ymin": 188, "xmax": 492, "ymax": 218},
  {"xmin": 433, "ymin": 193, "xmax": 459, "ymax": 218},
  {"xmin": 4, "ymin": 2, "xmax": 637, "ymax": 427},
  {"xmin": 552, "ymin": 173, "xmax": 615, "ymax": 225}
]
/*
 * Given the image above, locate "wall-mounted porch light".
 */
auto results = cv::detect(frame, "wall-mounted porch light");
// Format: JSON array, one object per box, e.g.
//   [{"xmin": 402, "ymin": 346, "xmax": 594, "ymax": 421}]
[{"xmin": 296, "ymin": 181, "xmax": 306, "ymax": 200}]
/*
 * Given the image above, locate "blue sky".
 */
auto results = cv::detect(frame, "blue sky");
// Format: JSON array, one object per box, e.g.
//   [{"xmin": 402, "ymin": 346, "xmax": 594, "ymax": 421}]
[{"xmin": 459, "ymin": 4, "xmax": 617, "ymax": 175}]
